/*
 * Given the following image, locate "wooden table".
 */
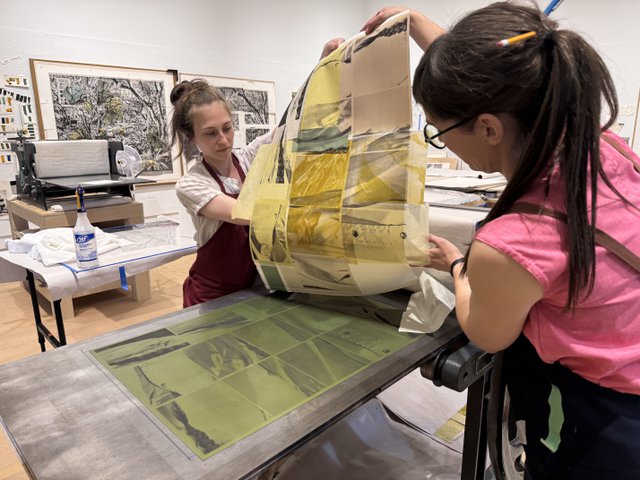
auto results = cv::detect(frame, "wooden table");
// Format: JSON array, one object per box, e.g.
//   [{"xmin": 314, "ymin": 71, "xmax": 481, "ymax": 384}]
[
  {"xmin": 7, "ymin": 198, "xmax": 151, "ymax": 318},
  {"xmin": 7, "ymin": 198, "xmax": 145, "ymax": 236}
]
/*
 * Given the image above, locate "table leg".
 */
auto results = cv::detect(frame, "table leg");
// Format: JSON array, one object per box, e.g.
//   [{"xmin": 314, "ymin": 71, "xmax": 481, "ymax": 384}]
[
  {"xmin": 51, "ymin": 296, "xmax": 74, "ymax": 319},
  {"xmin": 8, "ymin": 210, "xmax": 29, "ymax": 239},
  {"xmin": 461, "ymin": 372, "xmax": 490, "ymax": 480},
  {"xmin": 130, "ymin": 272, "xmax": 151, "ymax": 301},
  {"xmin": 53, "ymin": 300, "xmax": 67, "ymax": 346},
  {"xmin": 26, "ymin": 270, "xmax": 64, "ymax": 350},
  {"xmin": 26, "ymin": 270, "xmax": 46, "ymax": 352}
]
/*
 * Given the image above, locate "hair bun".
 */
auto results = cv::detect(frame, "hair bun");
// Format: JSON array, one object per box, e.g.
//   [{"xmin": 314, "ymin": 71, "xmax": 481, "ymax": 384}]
[{"xmin": 170, "ymin": 81, "xmax": 195, "ymax": 106}]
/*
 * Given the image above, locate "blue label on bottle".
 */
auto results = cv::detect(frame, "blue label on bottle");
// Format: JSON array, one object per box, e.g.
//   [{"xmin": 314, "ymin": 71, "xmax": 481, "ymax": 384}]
[
  {"xmin": 75, "ymin": 233, "xmax": 95, "ymax": 244},
  {"xmin": 74, "ymin": 232, "xmax": 97, "ymax": 262}
]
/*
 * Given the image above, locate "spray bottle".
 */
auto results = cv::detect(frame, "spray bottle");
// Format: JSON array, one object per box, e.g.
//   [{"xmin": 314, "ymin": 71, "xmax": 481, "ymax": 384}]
[{"xmin": 74, "ymin": 186, "xmax": 99, "ymax": 268}]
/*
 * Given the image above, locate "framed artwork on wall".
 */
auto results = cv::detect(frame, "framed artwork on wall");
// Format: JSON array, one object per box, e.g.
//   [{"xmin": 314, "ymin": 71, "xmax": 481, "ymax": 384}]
[
  {"xmin": 178, "ymin": 73, "xmax": 276, "ymax": 148},
  {"xmin": 30, "ymin": 59, "xmax": 182, "ymax": 183}
]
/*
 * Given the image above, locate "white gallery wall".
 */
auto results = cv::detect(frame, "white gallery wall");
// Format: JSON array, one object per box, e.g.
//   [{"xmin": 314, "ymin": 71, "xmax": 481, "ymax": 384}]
[
  {"xmin": 365, "ymin": 0, "xmax": 640, "ymax": 144},
  {"xmin": 0, "ymin": 0, "xmax": 365, "ymax": 237},
  {"xmin": 0, "ymin": 1, "xmax": 638, "ymax": 239}
]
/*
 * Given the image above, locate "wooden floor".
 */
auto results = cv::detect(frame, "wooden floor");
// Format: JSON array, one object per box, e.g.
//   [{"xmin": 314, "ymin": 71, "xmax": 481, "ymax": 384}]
[{"xmin": 0, "ymin": 254, "xmax": 194, "ymax": 480}]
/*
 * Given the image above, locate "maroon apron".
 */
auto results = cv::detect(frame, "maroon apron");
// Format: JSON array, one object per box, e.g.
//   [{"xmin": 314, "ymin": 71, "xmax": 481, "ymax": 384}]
[{"xmin": 183, "ymin": 155, "xmax": 256, "ymax": 307}]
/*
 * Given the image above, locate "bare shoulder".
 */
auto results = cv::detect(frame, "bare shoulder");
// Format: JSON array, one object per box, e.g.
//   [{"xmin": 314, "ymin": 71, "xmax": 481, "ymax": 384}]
[
  {"xmin": 461, "ymin": 240, "xmax": 544, "ymax": 352},
  {"xmin": 467, "ymin": 240, "xmax": 543, "ymax": 304}
]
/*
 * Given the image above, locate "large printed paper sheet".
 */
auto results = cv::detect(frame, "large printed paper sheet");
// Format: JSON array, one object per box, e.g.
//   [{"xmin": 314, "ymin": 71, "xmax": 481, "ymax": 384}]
[
  {"xmin": 91, "ymin": 295, "xmax": 420, "ymax": 459},
  {"xmin": 234, "ymin": 12, "xmax": 430, "ymax": 295}
]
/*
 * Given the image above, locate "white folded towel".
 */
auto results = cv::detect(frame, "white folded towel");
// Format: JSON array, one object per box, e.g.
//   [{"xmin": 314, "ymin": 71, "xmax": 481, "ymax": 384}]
[{"xmin": 5, "ymin": 227, "xmax": 127, "ymax": 267}]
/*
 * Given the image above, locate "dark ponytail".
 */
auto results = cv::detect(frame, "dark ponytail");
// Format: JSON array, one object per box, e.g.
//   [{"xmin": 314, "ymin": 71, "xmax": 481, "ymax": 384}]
[
  {"xmin": 413, "ymin": 1, "xmax": 619, "ymax": 310},
  {"xmin": 170, "ymin": 79, "xmax": 229, "ymax": 159}
]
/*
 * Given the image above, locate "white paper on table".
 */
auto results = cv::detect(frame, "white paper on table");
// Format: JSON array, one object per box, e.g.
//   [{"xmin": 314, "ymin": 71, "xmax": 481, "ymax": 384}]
[
  {"xmin": 399, "ymin": 271, "xmax": 455, "ymax": 333},
  {"xmin": 425, "ymin": 176, "xmax": 506, "ymax": 190},
  {"xmin": 426, "ymin": 169, "xmax": 502, "ymax": 179},
  {"xmin": 426, "ymin": 188, "xmax": 482, "ymax": 206},
  {"xmin": 80, "ymin": 180, "xmax": 121, "ymax": 186},
  {"xmin": 0, "ymin": 236, "xmax": 196, "ymax": 299}
]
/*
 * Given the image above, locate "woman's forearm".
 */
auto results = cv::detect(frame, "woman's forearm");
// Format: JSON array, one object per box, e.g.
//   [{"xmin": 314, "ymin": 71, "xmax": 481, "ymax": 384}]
[
  {"xmin": 409, "ymin": 10, "xmax": 446, "ymax": 51},
  {"xmin": 451, "ymin": 262, "xmax": 471, "ymax": 325}
]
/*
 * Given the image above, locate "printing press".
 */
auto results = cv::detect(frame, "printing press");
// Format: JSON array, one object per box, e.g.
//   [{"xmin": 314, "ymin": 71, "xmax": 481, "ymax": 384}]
[{"xmin": 12, "ymin": 139, "xmax": 154, "ymax": 211}]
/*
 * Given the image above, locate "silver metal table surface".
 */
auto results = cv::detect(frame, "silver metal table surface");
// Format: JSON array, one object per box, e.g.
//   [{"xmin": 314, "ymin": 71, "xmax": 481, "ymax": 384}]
[{"xmin": 0, "ymin": 289, "xmax": 461, "ymax": 480}]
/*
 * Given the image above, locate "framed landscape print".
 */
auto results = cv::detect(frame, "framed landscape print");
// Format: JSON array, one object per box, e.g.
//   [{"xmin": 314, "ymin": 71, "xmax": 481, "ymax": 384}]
[
  {"xmin": 178, "ymin": 73, "xmax": 276, "ymax": 148},
  {"xmin": 30, "ymin": 59, "xmax": 182, "ymax": 183}
]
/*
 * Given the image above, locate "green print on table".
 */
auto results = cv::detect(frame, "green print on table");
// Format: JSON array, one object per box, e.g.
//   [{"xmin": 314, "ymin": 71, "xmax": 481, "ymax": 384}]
[{"xmin": 91, "ymin": 295, "xmax": 419, "ymax": 459}]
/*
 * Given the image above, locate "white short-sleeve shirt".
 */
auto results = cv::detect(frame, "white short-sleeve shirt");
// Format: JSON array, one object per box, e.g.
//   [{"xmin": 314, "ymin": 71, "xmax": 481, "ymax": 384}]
[{"xmin": 176, "ymin": 132, "xmax": 271, "ymax": 247}]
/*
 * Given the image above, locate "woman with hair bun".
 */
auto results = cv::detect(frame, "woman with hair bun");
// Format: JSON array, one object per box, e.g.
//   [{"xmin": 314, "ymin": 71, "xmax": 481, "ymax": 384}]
[
  {"xmin": 172, "ymin": 39, "xmax": 343, "ymax": 308},
  {"xmin": 172, "ymin": 79, "xmax": 272, "ymax": 308},
  {"xmin": 364, "ymin": 3, "xmax": 640, "ymax": 478}
]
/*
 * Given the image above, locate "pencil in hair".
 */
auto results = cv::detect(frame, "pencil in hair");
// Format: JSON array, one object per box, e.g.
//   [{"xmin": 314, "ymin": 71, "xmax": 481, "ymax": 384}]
[{"xmin": 496, "ymin": 31, "xmax": 537, "ymax": 48}]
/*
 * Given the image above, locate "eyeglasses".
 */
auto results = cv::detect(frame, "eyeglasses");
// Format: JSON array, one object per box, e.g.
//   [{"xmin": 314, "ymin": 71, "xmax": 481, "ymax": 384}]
[{"xmin": 423, "ymin": 116, "xmax": 475, "ymax": 149}]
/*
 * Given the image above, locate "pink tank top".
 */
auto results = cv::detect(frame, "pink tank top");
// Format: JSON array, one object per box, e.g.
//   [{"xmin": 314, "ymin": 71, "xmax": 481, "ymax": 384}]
[{"xmin": 474, "ymin": 132, "xmax": 640, "ymax": 394}]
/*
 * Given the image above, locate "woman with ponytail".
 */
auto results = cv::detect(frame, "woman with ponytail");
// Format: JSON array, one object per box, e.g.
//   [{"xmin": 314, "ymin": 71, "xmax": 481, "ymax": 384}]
[{"xmin": 365, "ymin": 3, "xmax": 640, "ymax": 477}]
